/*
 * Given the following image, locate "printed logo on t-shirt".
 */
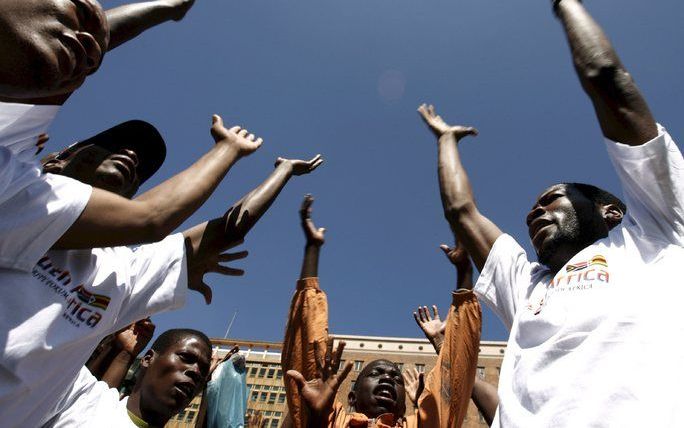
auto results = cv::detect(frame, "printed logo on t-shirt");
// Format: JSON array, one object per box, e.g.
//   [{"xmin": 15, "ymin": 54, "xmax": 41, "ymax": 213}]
[
  {"xmin": 527, "ymin": 254, "xmax": 610, "ymax": 315},
  {"xmin": 33, "ymin": 255, "xmax": 111, "ymax": 328}
]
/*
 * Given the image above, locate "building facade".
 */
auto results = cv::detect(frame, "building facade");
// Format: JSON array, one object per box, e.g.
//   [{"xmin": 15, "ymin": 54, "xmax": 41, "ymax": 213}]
[{"xmin": 166, "ymin": 336, "xmax": 506, "ymax": 428}]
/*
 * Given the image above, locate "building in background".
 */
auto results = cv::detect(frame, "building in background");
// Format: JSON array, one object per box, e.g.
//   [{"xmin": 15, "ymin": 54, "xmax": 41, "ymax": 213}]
[{"xmin": 166, "ymin": 336, "xmax": 506, "ymax": 428}]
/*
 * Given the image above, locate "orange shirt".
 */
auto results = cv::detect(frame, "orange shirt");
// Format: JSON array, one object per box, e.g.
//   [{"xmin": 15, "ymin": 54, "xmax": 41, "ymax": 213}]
[{"xmin": 282, "ymin": 277, "xmax": 481, "ymax": 428}]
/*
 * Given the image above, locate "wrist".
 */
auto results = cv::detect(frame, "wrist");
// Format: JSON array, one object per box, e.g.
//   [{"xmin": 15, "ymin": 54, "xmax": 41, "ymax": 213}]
[{"xmin": 114, "ymin": 349, "xmax": 136, "ymax": 362}]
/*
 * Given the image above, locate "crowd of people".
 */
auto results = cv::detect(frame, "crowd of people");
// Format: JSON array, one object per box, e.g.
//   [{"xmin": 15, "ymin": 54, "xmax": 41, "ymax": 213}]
[{"xmin": 0, "ymin": 0, "xmax": 681, "ymax": 427}]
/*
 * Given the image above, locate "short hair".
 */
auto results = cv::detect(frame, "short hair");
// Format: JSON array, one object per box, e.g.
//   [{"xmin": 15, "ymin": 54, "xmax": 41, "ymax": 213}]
[
  {"xmin": 564, "ymin": 182, "xmax": 627, "ymax": 215},
  {"xmin": 150, "ymin": 329, "xmax": 211, "ymax": 355}
]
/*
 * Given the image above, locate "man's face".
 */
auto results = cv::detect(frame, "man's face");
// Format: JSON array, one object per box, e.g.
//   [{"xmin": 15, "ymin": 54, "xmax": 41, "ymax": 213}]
[
  {"xmin": 349, "ymin": 360, "xmax": 406, "ymax": 420},
  {"xmin": 526, "ymin": 184, "xmax": 605, "ymax": 266},
  {"xmin": 44, "ymin": 143, "xmax": 141, "ymax": 198},
  {"xmin": 0, "ymin": 0, "xmax": 109, "ymax": 98},
  {"xmin": 140, "ymin": 337, "xmax": 211, "ymax": 420}
]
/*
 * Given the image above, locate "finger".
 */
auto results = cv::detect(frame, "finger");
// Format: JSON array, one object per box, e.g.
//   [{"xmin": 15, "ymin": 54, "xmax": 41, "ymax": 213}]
[
  {"xmin": 238, "ymin": 129, "xmax": 249, "ymax": 138},
  {"xmin": 308, "ymin": 154, "xmax": 322, "ymax": 164},
  {"xmin": 193, "ymin": 281, "xmax": 212, "ymax": 305},
  {"xmin": 413, "ymin": 311, "xmax": 421, "ymax": 326},
  {"xmin": 325, "ymin": 337, "xmax": 334, "ymax": 371},
  {"xmin": 466, "ymin": 127, "xmax": 479, "ymax": 136},
  {"xmin": 300, "ymin": 194, "xmax": 314, "ymax": 213},
  {"xmin": 332, "ymin": 341, "xmax": 346, "ymax": 373},
  {"xmin": 310, "ymin": 158, "xmax": 324, "ymax": 171},
  {"xmin": 229, "ymin": 126, "xmax": 241, "ymax": 133},
  {"xmin": 254, "ymin": 138, "xmax": 263, "ymax": 147},
  {"xmin": 313, "ymin": 341, "xmax": 325, "ymax": 375},
  {"xmin": 218, "ymin": 251, "xmax": 249, "ymax": 262},
  {"xmin": 212, "ymin": 114, "xmax": 223, "ymax": 126},
  {"xmin": 318, "ymin": 227, "xmax": 326, "ymax": 235},
  {"xmin": 247, "ymin": 134, "xmax": 255, "ymax": 141},
  {"xmin": 432, "ymin": 305, "xmax": 440, "ymax": 319},
  {"xmin": 423, "ymin": 306, "xmax": 433, "ymax": 321},
  {"xmin": 417, "ymin": 103, "xmax": 428, "ymax": 116},
  {"xmin": 440, "ymin": 244, "xmax": 452, "ymax": 255},
  {"xmin": 213, "ymin": 265, "xmax": 245, "ymax": 276},
  {"xmin": 428, "ymin": 105, "xmax": 435, "ymax": 116},
  {"xmin": 418, "ymin": 306, "xmax": 428, "ymax": 322},
  {"xmin": 286, "ymin": 370, "xmax": 308, "ymax": 390}
]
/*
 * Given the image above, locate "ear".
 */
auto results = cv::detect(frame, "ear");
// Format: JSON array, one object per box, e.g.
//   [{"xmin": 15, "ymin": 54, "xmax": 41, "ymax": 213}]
[
  {"xmin": 602, "ymin": 204, "xmax": 624, "ymax": 230},
  {"xmin": 140, "ymin": 349, "xmax": 155, "ymax": 368},
  {"xmin": 348, "ymin": 391, "xmax": 356, "ymax": 409}
]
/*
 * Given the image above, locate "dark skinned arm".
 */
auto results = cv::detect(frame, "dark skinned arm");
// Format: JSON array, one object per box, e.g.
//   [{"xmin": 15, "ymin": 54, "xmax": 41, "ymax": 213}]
[
  {"xmin": 299, "ymin": 194, "xmax": 326, "ymax": 279},
  {"xmin": 182, "ymin": 155, "xmax": 323, "ymax": 304},
  {"xmin": 471, "ymin": 377, "xmax": 499, "ymax": 426},
  {"xmin": 418, "ymin": 104, "xmax": 502, "ymax": 271},
  {"xmin": 101, "ymin": 319, "xmax": 155, "ymax": 389},
  {"xmin": 52, "ymin": 115, "xmax": 262, "ymax": 250},
  {"xmin": 554, "ymin": 0, "xmax": 657, "ymax": 146}
]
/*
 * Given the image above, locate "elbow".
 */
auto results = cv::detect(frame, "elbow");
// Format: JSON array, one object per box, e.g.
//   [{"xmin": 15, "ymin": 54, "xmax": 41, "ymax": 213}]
[
  {"xmin": 444, "ymin": 200, "xmax": 478, "ymax": 224},
  {"xmin": 141, "ymin": 216, "xmax": 175, "ymax": 243},
  {"xmin": 576, "ymin": 56, "xmax": 631, "ymax": 94}
]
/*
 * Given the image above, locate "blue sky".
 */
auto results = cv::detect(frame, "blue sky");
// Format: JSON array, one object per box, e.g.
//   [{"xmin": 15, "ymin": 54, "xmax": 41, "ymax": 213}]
[{"xmin": 50, "ymin": 0, "xmax": 683, "ymax": 343}]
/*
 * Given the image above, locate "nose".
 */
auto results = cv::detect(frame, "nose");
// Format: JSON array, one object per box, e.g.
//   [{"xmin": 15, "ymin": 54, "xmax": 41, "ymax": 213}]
[
  {"xmin": 526, "ymin": 205, "xmax": 545, "ymax": 227},
  {"xmin": 185, "ymin": 365, "xmax": 202, "ymax": 384},
  {"xmin": 120, "ymin": 148, "xmax": 139, "ymax": 167},
  {"xmin": 75, "ymin": 31, "xmax": 103, "ymax": 73}
]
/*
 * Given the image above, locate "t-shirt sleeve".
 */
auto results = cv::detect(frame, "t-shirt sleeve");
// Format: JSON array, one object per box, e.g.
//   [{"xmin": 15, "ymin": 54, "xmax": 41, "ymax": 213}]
[
  {"xmin": 112, "ymin": 233, "xmax": 188, "ymax": 330},
  {"xmin": 473, "ymin": 234, "xmax": 535, "ymax": 330},
  {"xmin": 605, "ymin": 124, "xmax": 684, "ymax": 245},
  {"xmin": 0, "ymin": 169, "xmax": 91, "ymax": 272}
]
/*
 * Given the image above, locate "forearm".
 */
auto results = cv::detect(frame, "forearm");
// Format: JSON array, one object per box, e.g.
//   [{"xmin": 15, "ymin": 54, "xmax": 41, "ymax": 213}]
[
  {"xmin": 471, "ymin": 377, "xmax": 499, "ymax": 426},
  {"xmin": 437, "ymin": 135, "xmax": 500, "ymax": 270},
  {"xmin": 300, "ymin": 245, "xmax": 320, "ymax": 279},
  {"xmin": 85, "ymin": 342, "xmax": 114, "ymax": 378},
  {"xmin": 106, "ymin": 1, "xmax": 178, "ymax": 51},
  {"xmin": 456, "ymin": 262, "xmax": 474, "ymax": 291},
  {"xmin": 101, "ymin": 350, "xmax": 135, "ymax": 389},
  {"xmin": 555, "ymin": 0, "xmax": 656, "ymax": 144},
  {"xmin": 429, "ymin": 334, "xmax": 444, "ymax": 355}
]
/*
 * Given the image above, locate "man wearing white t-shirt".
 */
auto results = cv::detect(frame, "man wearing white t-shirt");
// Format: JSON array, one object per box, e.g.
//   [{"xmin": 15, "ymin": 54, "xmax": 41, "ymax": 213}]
[
  {"xmin": 0, "ymin": 0, "xmax": 226, "ymax": 272},
  {"xmin": 44, "ymin": 328, "xmax": 214, "ymax": 428},
  {"xmin": 0, "ymin": 118, "xmax": 323, "ymax": 427},
  {"xmin": 418, "ymin": 0, "xmax": 683, "ymax": 426}
]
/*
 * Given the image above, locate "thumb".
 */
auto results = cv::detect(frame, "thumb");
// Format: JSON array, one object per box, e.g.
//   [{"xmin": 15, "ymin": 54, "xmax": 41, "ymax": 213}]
[
  {"xmin": 286, "ymin": 370, "xmax": 307, "ymax": 390},
  {"xmin": 439, "ymin": 244, "xmax": 452, "ymax": 255},
  {"xmin": 212, "ymin": 114, "xmax": 222, "ymax": 126},
  {"xmin": 192, "ymin": 281, "xmax": 213, "ymax": 305}
]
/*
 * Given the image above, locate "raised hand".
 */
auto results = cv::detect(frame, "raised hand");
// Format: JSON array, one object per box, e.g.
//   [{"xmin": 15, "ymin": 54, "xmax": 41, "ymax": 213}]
[
  {"xmin": 418, "ymin": 104, "xmax": 478, "ymax": 140},
  {"xmin": 286, "ymin": 338, "xmax": 353, "ymax": 418},
  {"xmin": 209, "ymin": 345, "xmax": 240, "ymax": 378},
  {"xmin": 210, "ymin": 115, "xmax": 263, "ymax": 157},
  {"xmin": 403, "ymin": 367, "xmax": 425, "ymax": 408},
  {"xmin": 275, "ymin": 154, "xmax": 324, "ymax": 176},
  {"xmin": 167, "ymin": 0, "xmax": 196, "ymax": 21},
  {"xmin": 413, "ymin": 305, "xmax": 446, "ymax": 354},
  {"xmin": 440, "ymin": 243, "xmax": 474, "ymax": 290},
  {"xmin": 187, "ymin": 239, "xmax": 248, "ymax": 304},
  {"xmin": 114, "ymin": 318, "xmax": 156, "ymax": 357},
  {"xmin": 300, "ymin": 194, "xmax": 326, "ymax": 247}
]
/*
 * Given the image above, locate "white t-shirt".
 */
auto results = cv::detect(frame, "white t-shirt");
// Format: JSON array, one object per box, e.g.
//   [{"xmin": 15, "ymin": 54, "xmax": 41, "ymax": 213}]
[
  {"xmin": 475, "ymin": 125, "xmax": 684, "ymax": 428},
  {"xmin": 0, "ymin": 101, "xmax": 92, "ymax": 272},
  {"xmin": 43, "ymin": 367, "xmax": 137, "ymax": 428},
  {"xmin": 0, "ymin": 233, "xmax": 188, "ymax": 428}
]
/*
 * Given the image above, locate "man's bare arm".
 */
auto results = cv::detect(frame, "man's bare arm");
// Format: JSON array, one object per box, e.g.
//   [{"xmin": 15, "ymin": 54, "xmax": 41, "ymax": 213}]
[
  {"xmin": 106, "ymin": 0, "xmax": 196, "ymax": 51},
  {"xmin": 471, "ymin": 377, "xmax": 499, "ymax": 426},
  {"xmin": 182, "ymin": 155, "xmax": 323, "ymax": 303},
  {"xmin": 554, "ymin": 0, "xmax": 657, "ymax": 146},
  {"xmin": 53, "ymin": 115, "xmax": 262, "ymax": 249},
  {"xmin": 299, "ymin": 194, "xmax": 325, "ymax": 279},
  {"xmin": 418, "ymin": 104, "xmax": 502, "ymax": 271}
]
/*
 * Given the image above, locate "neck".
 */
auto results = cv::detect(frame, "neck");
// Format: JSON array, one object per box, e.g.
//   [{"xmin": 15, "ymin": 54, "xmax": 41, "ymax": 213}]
[{"xmin": 126, "ymin": 391, "xmax": 168, "ymax": 428}]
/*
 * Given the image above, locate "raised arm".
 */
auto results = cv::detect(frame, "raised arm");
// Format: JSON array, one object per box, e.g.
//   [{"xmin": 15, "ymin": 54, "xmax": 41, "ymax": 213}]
[
  {"xmin": 471, "ymin": 377, "xmax": 499, "ymax": 426},
  {"xmin": 418, "ymin": 104, "xmax": 502, "ymax": 271},
  {"xmin": 53, "ymin": 115, "xmax": 261, "ymax": 249},
  {"xmin": 101, "ymin": 318, "xmax": 156, "ymax": 389},
  {"xmin": 553, "ymin": 0, "xmax": 657, "ymax": 145},
  {"xmin": 106, "ymin": 0, "xmax": 196, "ymax": 51},
  {"xmin": 299, "ymin": 194, "xmax": 326, "ymax": 279},
  {"xmin": 181, "ymin": 155, "xmax": 323, "ymax": 303}
]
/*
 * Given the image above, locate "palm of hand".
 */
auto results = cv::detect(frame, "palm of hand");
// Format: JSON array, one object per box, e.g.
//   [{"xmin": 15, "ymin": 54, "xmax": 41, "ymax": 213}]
[
  {"xmin": 421, "ymin": 318, "xmax": 446, "ymax": 340},
  {"xmin": 276, "ymin": 154, "xmax": 323, "ymax": 176},
  {"xmin": 418, "ymin": 104, "xmax": 478, "ymax": 139},
  {"xmin": 210, "ymin": 116, "xmax": 262, "ymax": 156},
  {"xmin": 299, "ymin": 378, "xmax": 338, "ymax": 414},
  {"xmin": 116, "ymin": 329, "xmax": 143, "ymax": 355}
]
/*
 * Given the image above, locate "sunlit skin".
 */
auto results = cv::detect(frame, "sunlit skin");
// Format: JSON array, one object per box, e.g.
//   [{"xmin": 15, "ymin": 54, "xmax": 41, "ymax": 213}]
[
  {"xmin": 0, "ymin": 0, "xmax": 109, "ymax": 99},
  {"xmin": 127, "ymin": 337, "xmax": 211, "ymax": 426},
  {"xmin": 348, "ymin": 359, "xmax": 407, "ymax": 420},
  {"xmin": 526, "ymin": 184, "xmax": 620, "ymax": 273}
]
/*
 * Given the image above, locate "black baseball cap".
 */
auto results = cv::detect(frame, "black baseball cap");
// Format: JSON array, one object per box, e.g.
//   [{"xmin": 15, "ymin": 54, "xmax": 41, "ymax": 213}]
[{"xmin": 62, "ymin": 120, "xmax": 166, "ymax": 184}]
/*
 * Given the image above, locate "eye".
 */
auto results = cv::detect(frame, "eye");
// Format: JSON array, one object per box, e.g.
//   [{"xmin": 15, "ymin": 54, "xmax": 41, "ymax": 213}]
[{"xmin": 541, "ymin": 193, "xmax": 563, "ymax": 206}]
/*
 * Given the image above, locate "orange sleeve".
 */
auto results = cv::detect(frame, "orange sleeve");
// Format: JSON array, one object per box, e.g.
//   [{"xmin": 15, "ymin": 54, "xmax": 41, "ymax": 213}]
[
  {"xmin": 418, "ymin": 290, "xmax": 482, "ymax": 428},
  {"xmin": 282, "ymin": 277, "xmax": 330, "ymax": 428}
]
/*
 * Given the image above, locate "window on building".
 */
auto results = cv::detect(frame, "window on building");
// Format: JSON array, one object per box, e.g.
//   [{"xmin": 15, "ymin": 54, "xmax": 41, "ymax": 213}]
[
  {"xmin": 351, "ymin": 380, "xmax": 356, "ymax": 390},
  {"xmin": 267, "ymin": 368, "xmax": 275, "ymax": 378},
  {"xmin": 185, "ymin": 411, "xmax": 196, "ymax": 422},
  {"xmin": 259, "ymin": 368, "xmax": 267, "ymax": 377},
  {"xmin": 264, "ymin": 411, "xmax": 273, "ymax": 416},
  {"xmin": 394, "ymin": 363, "xmax": 404, "ymax": 372},
  {"xmin": 268, "ymin": 393, "xmax": 276, "ymax": 404},
  {"xmin": 354, "ymin": 361, "xmax": 363, "ymax": 371},
  {"xmin": 278, "ymin": 393, "xmax": 286, "ymax": 404},
  {"xmin": 260, "ymin": 392, "xmax": 268, "ymax": 402},
  {"xmin": 415, "ymin": 364, "xmax": 425, "ymax": 374},
  {"xmin": 250, "ymin": 367, "xmax": 258, "ymax": 376},
  {"xmin": 276, "ymin": 369, "xmax": 283, "ymax": 379},
  {"xmin": 177, "ymin": 411, "xmax": 186, "ymax": 420},
  {"xmin": 477, "ymin": 366, "xmax": 485, "ymax": 379},
  {"xmin": 270, "ymin": 419, "xmax": 279, "ymax": 427},
  {"xmin": 263, "ymin": 385, "xmax": 271, "ymax": 391},
  {"xmin": 338, "ymin": 359, "xmax": 345, "ymax": 371},
  {"xmin": 251, "ymin": 391, "xmax": 258, "ymax": 402},
  {"xmin": 275, "ymin": 412, "xmax": 283, "ymax": 417}
]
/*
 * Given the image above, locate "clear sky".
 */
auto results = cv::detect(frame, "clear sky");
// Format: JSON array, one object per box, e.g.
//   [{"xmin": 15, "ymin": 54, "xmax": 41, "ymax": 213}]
[{"xmin": 49, "ymin": 0, "xmax": 684, "ymax": 343}]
